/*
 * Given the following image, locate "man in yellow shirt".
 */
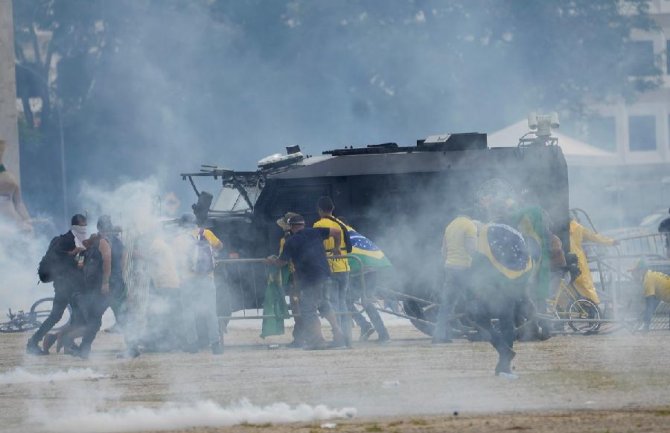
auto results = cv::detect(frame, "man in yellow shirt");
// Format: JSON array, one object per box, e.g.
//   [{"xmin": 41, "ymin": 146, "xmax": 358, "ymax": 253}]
[
  {"xmin": 433, "ymin": 214, "xmax": 478, "ymax": 344},
  {"xmin": 631, "ymin": 260, "xmax": 670, "ymax": 331},
  {"xmin": 175, "ymin": 215, "xmax": 224, "ymax": 354},
  {"xmin": 313, "ymin": 196, "xmax": 351, "ymax": 347}
]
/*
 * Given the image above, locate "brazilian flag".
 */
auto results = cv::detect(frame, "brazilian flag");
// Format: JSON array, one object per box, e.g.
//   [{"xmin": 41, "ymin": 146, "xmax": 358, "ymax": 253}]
[
  {"xmin": 260, "ymin": 267, "xmax": 290, "ymax": 338},
  {"xmin": 347, "ymin": 230, "xmax": 392, "ymax": 273},
  {"xmin": 472, "ymin": 223, "xmax": 532, "ymax": 299},
  {"xmin": 513, "ymin": 206, "xmax": 551, "ymax": 300},
  {"xmin": 477, "ymin": 223, "xmax": 532, "ymax": 280}
]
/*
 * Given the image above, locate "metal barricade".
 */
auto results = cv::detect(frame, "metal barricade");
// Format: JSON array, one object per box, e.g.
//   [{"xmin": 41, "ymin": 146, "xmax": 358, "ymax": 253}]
[
  {"xmin": 214, "ymin": 258, "xmax": 275, "ymax": 320},
  {"xmin": 213, "ymin": 255, "xmax": 367, "ymax": 324},
  {"xmin": 579, "ymin": 233, "xmax": 670, "ymax": 332}
]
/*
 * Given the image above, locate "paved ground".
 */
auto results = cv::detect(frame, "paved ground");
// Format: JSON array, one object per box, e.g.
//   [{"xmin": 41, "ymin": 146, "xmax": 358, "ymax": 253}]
[{"xmin": 1, "ymin": 320, "xmax": 670, "ymax": 432}]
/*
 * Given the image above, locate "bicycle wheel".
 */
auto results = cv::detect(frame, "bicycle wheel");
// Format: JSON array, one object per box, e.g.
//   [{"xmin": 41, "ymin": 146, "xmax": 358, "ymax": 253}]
[
  {"xmin": 567, "ymin": 298, "xmax": 601, "ymax": 334},
  {"xmin": 29, "ymin": 297, "xmax": 71, "ymax": 332},
  {"xmin": 0, "ymin": 316, "xmax": 34, "ymax": 333}
]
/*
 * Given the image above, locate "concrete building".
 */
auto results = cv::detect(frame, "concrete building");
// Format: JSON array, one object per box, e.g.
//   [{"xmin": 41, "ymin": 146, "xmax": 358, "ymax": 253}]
[
  {"xmin": 569, "ymin": 1, "xmax": 670, "ymax": 229},
  {"xmin": 0, "ymin": 0, "xmax": 19, "ymax": 179}
]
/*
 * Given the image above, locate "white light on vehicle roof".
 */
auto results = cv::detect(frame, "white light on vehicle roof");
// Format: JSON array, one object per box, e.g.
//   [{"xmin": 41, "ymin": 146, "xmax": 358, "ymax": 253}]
[
  {"xmin": 257, "ymin": 152, "xmax": 304, "ymax": 168},
  {"xmin": 257, "ymin": 154, "xmax": 284, "ymax": 166}
]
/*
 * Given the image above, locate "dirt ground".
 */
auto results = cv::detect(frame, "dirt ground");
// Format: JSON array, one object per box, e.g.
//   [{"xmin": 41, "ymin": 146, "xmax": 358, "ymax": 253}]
[{"xmin": 1, "ymin": 320, "xmax": 670, "ymax": 433}]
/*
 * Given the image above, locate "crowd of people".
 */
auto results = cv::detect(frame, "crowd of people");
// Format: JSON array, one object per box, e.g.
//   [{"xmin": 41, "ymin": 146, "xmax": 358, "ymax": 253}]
[
  {"xmin": 267, "ymin": 196, "xmax": 390, "ymax": 350},
  {"xmin": 21, "ymin": 187, "xmax": 670, "ymax": 377},
  {"xmin": 26, "ymin": 213, "xmax": 224, "ymax": 358}
]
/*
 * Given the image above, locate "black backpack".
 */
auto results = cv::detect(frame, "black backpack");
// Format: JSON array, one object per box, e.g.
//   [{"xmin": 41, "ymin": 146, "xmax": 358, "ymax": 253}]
[
  {"xmin": 37, "ymin": 236, "xmax": 62, "ymax": 283},
  {"xmin": 325, "ymin": 216, "xmax": 353, "ymax": 253},
  {"xmin": 82, "ymin": 236, "xmax": 104, "ymax": 292}
]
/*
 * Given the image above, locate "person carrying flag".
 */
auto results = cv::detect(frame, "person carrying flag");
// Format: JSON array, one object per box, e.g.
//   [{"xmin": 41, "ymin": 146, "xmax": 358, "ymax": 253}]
[
  {"xmin": 345, "ymin": 224, "xmax": 392, "ymax": 343},
  {"xmin": 469, "ymin": 222, "xmax": 533, "ymax": 377}
]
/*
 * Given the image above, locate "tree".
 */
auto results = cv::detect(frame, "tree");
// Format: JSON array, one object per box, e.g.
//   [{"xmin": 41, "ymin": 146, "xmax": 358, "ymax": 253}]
[{"xmin": 12, "ymin": 0, "xmax": 661, "ymax": 219}]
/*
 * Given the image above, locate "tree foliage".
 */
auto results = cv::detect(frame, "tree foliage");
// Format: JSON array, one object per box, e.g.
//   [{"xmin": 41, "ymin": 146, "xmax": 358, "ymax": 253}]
[{"xmin": 12, "ymin": 0, "xmax": 660, "ymax": 218}]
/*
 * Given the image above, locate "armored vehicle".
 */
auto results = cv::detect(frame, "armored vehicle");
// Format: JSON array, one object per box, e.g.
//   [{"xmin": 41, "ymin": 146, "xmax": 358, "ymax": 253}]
[{"xmin": 182, "ymin": 132, "xmax": 570, "ymax": 332}]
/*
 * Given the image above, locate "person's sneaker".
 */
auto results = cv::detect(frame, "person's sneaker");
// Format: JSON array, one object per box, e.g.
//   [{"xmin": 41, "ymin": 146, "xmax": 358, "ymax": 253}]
[
  {"xmin": 359, "ymin": 325, "xmax": 375, "ymax": 342},
  {"xmin": 494, "ymin": 348, "xmax": 516, "ymax": 376},
  {"xmin": 211, "ymin": 342, "xmax": 224, "ymax": 355},
  {"xmin": 26, "ymin": 339, "xmax": 48, "ymax": 356},
  {"xmin": 378, "ymin": 332, "xmax": 391, "ymax": 344}
]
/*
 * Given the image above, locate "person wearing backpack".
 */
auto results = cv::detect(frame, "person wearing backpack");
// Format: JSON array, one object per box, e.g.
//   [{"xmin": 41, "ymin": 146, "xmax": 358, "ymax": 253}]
[
  {"xmin": 27, "ymin": 214, "xmax": 87, "ymax": 355},
  {"xmin": 313, "ymin": 196, "xmax": 352, "ymax": 347},
  {"xmin": 97, "ymin": 216, "xmax": 128, "ymax": 332},
  {"xmin": 72, "ymin": 217, "xmax": 113, "ymax": 359}
]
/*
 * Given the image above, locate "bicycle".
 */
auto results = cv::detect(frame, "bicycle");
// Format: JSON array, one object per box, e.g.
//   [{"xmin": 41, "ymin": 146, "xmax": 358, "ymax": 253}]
[
  {"xmin": 0, "ymin": 298, "xmax": 71, "ymax": 333},
  {"xmin": 543, "ymin": 276, "xmax": 602, "ymax": 334}
]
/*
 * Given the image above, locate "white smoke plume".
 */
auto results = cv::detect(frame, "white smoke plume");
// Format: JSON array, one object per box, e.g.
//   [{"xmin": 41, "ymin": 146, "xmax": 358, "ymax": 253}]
[
  {"xmin": 0, "ymin": 367, "xmax": 107, "ymax": 384},
  {"xmin": 78, "ymin": 178, "xmax": 165, "ymax": 235},
  {"xmin": 0, "ymin": 216, "xmax": 53, "ymax": 314},
  {"xmin": 40, "ymin": 399, "xmax": 356, "ymax": 433}
]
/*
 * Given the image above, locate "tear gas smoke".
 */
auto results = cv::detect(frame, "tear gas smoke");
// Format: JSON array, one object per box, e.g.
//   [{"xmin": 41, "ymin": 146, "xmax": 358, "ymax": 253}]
[
  {"xmin": 38, "ymin": 398, "xmax": 355, "ymax": 433},
  {"xmin": 78, "ymin": 179, "xmax": 164, "ymax": 236},
  {"xmin": 0, "ymin": 216, "xmax": 53, "ymax": 314},
  {"xmin": 0, "ymin": 367, "xmax": 106, "ymax": 384}
]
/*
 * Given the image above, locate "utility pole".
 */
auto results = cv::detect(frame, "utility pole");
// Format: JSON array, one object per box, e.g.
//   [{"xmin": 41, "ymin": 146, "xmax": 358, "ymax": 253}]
[{"xmin": 0, "ymin": 0, "xmax": 20, "ymax": 181}]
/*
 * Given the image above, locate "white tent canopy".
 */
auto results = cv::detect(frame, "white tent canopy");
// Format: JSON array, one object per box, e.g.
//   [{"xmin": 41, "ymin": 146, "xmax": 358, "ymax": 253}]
[{"xmin": 488, "ymin": 119, "xmax": 618, "ymax": 165}]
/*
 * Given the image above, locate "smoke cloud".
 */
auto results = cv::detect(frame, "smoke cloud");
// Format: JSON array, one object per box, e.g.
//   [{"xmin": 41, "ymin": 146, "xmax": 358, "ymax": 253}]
[
  {"xmin": 38, "ymin": 399, "xmax": 355, "ymax": 433},
  {"xmin": 0, "ymin": 367, "xmax": 107, "ymax": 384},
  {"xmin": 0, "ymin": 216, "xmax": 53, "ymax": 314}
]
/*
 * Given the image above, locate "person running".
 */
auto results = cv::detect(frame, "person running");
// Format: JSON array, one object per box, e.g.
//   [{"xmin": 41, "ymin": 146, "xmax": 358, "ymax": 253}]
[
  {"xmin": 27, "ymin": 214, "xmax": 87, "ymax": 355},
  {"xmin": 267, "ymin": 214, "xmax": 345, "ymax": 350},
  {"xmin": 72, "ymin": 222, "xmax": 113, "ymax": 359},
  {"xmin": 469, "ymin": 222, "xmax": 533, "ymax": 377},
  {"xmin": 99, "ymin": 217, "xmax": 128, "ymax": 333}
]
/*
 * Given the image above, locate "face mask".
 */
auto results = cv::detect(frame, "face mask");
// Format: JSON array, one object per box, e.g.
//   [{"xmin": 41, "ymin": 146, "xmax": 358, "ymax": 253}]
[{"xmin": 71, "ymin": 225, "xmax": 88, "ymax": 241}]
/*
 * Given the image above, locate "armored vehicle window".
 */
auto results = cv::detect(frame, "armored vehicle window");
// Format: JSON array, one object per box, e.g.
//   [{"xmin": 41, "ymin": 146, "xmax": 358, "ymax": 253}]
[{"xmin": 212, "ymin": 186, "xmax": 260, "ymax": 212}]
